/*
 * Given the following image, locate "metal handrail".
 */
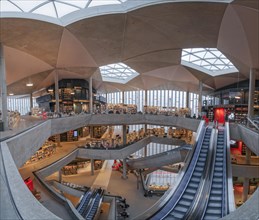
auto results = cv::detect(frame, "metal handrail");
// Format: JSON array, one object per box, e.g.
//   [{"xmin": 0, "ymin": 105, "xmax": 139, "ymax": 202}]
[
  {"xmin": 132, "ymin": 121, "xmax": 206, "ymax": 220},
  {"xmin": 222, "ymin": 127, "xmax": 228, "ymax": 216},
  {"xmin": 150, "ymin": 126, "xmax": 208, "ymax": 219},
  {"xmin": 246, "ymin": 116, "xmax": 259, "ymax": 131},
  {"xmin": 225, "ymin": 122, "xmax": 236, "ymax": 213},
  {"xmin": 187, "ymin": 128, "xmax": 216, "ymax": 220}
]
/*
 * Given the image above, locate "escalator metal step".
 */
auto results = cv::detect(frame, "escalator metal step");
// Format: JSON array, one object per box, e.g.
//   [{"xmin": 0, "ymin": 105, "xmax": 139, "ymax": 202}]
[
  {"xmin": 195, "ymin": 166, "xmax": 204, "ymax": 172},
  {"xmin": 189, "ymin": 182, "xmax": 199, "ymax": 189},
  {"xmin": 193, "ymin": 172, "xmax": 202, "ymax": 177},
  {"xmin": 211, "ymin": 189, "xmax": 223, "ymax": 195},
  {"xmin": 213, "ymin": 178, "xmax": 222, "ymax": 183},
  {"xmin": 214, "ymin": 166, "xmax": 223, "ymax": 171},
  {"xmin": 186, "ymin": 188, "xmax": 197, "ymax": 194},
  {"xmin": 203, "ymin": 214, "xmax": 221, "ymax": 220},
  {"xmin": 200, "ymin": 153, "xmax": 207, "ymax": 157},
  {"xmin": 206, "ymin": 208, "xmax": 222, "ymax": 215},
  {"xmin": 178, "ymin": 199, "xmax": 192, "ymax": 207},
  {"xmin": 169, "ymin": 210, "xmax": 185, "ymax": 219},
  {"xmin": 192, "ymin": 177, "xmax": 200, "ymax": 183},
  {"xmin": 210, "ymin": 196, "xmax": 222, "ymax": 201},
  {"xmin": 216, "ymin": 153, "xmax": 223, "ymax": 157},
  {"xmin": 199, "ymin": 157, "xmax": 206, "ymax": 162},
  {"xmin": 214, "ymin": 172, "xmax": 223, "ymax": 177},
  {"xmin": 174, "ymin": 205, "xmax": 189, "ymax": 213},
  {"xmin": 212, "ymin": 183, "xmax": 223, "ymax": 188},
  {"xmin": 208, "ymin": 201, "xmax": 222, "ymax": 208},
  {"xmin": 182, "ymin": 194, "xmax": 194, "ymax": 200},
  {"xmin": 196, "ymin": 162, "xmax": 205, "ymax": 167},
  {"xmin": 216, "ymin": 158, "xmax": 223, "ymax": 162}
]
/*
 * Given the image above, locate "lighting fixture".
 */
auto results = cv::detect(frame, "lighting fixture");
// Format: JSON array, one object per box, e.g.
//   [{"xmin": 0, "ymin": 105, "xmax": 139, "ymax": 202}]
[
  {"xmin": 48, "ymin": 89, "xmax": 53, "ymax": 92},
  {"xmin": 26, "ymin": 83, "xmax": 33, "ymax": 87},
  {"xmin": 235, "ymin": 96, "xmax": 241, "ymax": 99},
  {"xmin": 71, "ymin": 92, "xmax": 75, "ymax": 95},
  {"xmin": 9, "ymin": 93, "xmax": 14, "ymax": 96}
]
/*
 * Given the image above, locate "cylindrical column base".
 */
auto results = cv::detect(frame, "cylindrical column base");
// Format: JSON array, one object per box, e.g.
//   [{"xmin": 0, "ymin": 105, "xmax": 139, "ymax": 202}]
[
  {"xmin": 91, "ymin": 159, "xmax": 94, "ymax": 176},
  {"xmin": 58, "ymin": 170, "xmax": 62, "ymax": 183},
  {"xmin": 121, "ymin": 158, "xmax": 128, "ymax": 179},
  {"xmin": 242, "ymin": 178, "xmax": 250, "ymax": 202}
]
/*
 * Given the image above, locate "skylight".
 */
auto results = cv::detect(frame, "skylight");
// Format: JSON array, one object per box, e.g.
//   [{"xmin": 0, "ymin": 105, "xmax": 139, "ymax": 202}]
[
  {"xmin": 181, "ymin": 48, "xmax": 238, "ymax": 76},
  {"xmin": 0, "ymin": 0, "xmax": 126, "ymax": 19},
  {"xmin": 99, "ymin": 63, "xmax": 139, "ymax": 84}
]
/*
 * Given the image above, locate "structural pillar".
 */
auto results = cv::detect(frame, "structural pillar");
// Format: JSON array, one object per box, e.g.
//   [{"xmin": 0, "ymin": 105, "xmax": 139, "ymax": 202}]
[
  {"xmin": 56, "ymin": 133, "xmax": 61, "ymax": 147},
  {"xmin": 245, "ymin": 147, "xmax": 251, "ymax": 165},
  {"xmin": 123, "ymin": 125, "xmax": 127, "ymax": 146},
  {"xmin": 122, "ymin": 91, "xmax": 124, "ymax": 104},
  {"xmin": 58, "ymin": 170, "xmax": 62, "ymax": 183},
  {"xmin": 198, "ymin": 81, "xmax": 203, "ymax": 116},
  {"xmin": 29, "ymin": 93, "xmax": 33, "ymax": 111},
  {"xmin": 89, "ymin": 76, "xmax": 93, "ymax": 114},
  {"xmin": 122, "ymin": 158, "xmax": 128, "ymax": 179},
  {"xmin": 91, "ymin": 159, "xmax": 94, "ymax": 176},
  {"xmin": 242, "ymin": 178, "xmax": 250, "ymax": 202},
  {"xmin": 54, "ymin": 71, "xmax": 60, "ymax": 113},
  {"xmin": 144, "ymin": 91, "xmax": 148, "ymax": 156},
  {"xmin": 247, "ymin": 68, "xmax": 255, "ymax": 124},
  {"xmin": 90, "ymin": 126, "xmax": 94, "ymax": 138},
  {"xmin": 0, "ymin": 43, "xmax": 8, "ymax": 131},
  {"xmin": 186, "ymin": 90, "xmax": 189, "ymax": 108},
  {"xmin": 242, "ymin": 146, "xmax": 251, "ymax": 202},
  {"xmin": 144, "ymin": 124, "xmax": 148, "ymax": 157},
  {"xmin": 144, "ymin": 90, "xmax": 147, "ymax": 113}
]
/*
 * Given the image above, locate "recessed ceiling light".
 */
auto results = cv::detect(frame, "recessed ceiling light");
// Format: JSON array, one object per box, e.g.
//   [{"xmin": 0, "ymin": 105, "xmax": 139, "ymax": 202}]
[{"xmin": 26, "ymin": 83, "xmax": 33, "ymax": 87}]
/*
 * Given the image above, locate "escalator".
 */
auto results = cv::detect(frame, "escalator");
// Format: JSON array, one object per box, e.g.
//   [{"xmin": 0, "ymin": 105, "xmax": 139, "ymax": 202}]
[
  {"xmin": 149, "ymin": 127, "xmax": 213, "ymax": 220},
  {"xmin": 201, "ymin": 127, "xmax": 228, "ymax": 220}
]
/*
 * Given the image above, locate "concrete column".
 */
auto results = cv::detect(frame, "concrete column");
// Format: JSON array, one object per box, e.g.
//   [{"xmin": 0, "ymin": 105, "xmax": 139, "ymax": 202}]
[
  {"xmin": 247, "ymin": 68, "xmax": 255, "ymax": 120},
  {"xmin": 54, "ymin": 71, "xmax": 60, "ymax": 113},
  {"xmin": 144, "ymin": 124, "xmax": 148, "ymax": 157},
  {"xmin": 122, "ymin": 158, "xmax": 128, "ymax": 179},
  {"xmin": 89, "ymin": 76, "xmax": 93, "ymax": 114},
  {"xmin": 198, "ymin": 81, "xmax": 203, "ymax": 116},
  {"xmin": 91, "ymin": 159, "xmax": 94, "ymax": 175},
  {"xmin": 56, "ymin": 134, "xmax": 61, "ymax": 147},
  {"xmin": 90, "ymin": 126, "xmax": 94, "ymax": 138},
  {"xmin": 144, "ymin": 145, "xmax": 148, "ymax": 157},
  {"xmin": 0, "ymin": 43, "xmax": 8, "ymax": 130},
  {"xmin": 144, "ymin": 89, "xmax": 147, "ymax": 107},
  {"xmin": 123, "ymin": 125, "xmax": 127, "ymax": 145},
  {"xmin": 245, "ymin": 147, "xmax": 251, "ymax": 165},
  {"xmin": 122, "ymin": 91, "xmax": 124, "ymax": 104},
  {"xmin": 143, "ymin": 89, "xmax": 147, "ymax": 112},
  {"xmin": 58, "ymin": 170, "xmax": 62, "ymax": 183},
  {"xmin": 29, "ymin": 93, "xmax": 33, "ymax": 111},
  {"xmin": 242, "ymin": 178, "xmax": 250, "ymax": 202},
  {"xmin": 186, "ymin": 91, "xmax": 189, "ymax": 108}
]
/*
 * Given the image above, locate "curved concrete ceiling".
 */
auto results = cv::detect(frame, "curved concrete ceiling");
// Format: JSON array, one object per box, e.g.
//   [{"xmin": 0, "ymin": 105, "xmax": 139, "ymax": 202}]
[{"xmin": 0, "ymin": 0, "xmax": 258, "ymax": 95}]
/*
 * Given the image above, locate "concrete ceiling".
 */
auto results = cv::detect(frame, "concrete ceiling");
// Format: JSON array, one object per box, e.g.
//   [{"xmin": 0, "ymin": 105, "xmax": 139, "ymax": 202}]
[{"xmin": 0, "ymin": 0, "xmax": 258, "ymax": 95}]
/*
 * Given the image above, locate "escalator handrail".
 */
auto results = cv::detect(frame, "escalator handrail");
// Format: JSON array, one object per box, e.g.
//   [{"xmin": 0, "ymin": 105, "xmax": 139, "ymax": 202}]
[
  {"xmin": 149, "ymin": 126, "xmax": 208, "ymax": 220},
  {"xmin": 187, "ymin": 128, "xmax": 217, "ymax": 220},
  {"xmin": 132, "ymin": 121, "xmax": 205, "ymax": 220},
  {"xmin": 85, "ymin": 190, "xmax": 104, "ymax": 220},
  {"xmin": 225, "ymin": 122, "xmax": 236, "ymax": 213},
  {"xmin": 222, "ymin": 127, "xmax": 228, "ymax": 216}
]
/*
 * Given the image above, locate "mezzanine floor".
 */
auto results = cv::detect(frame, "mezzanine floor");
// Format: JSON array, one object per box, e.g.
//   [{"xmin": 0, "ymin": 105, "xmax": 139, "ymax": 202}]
[{"xmin": 19, "ymin": 140, "xmax": 160, "ymax": 219}]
